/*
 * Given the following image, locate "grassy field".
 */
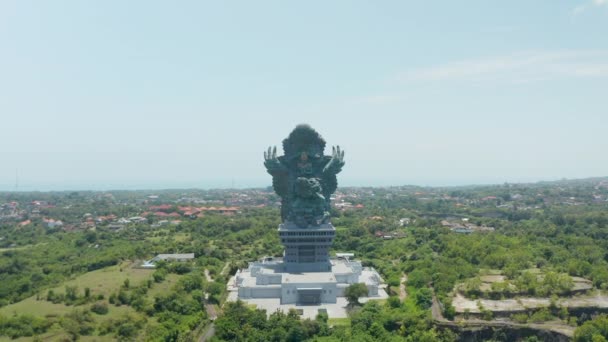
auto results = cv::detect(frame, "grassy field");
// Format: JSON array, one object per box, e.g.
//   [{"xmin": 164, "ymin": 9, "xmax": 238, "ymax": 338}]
[
  {"xmin": 328, "ymin": 317, "xmax": 350, "ymax": 326},
  {"xmin": 147, "ymin": 273, "xmax": 181, "ymax": 297},
  {"xmin": 0, "ymin": 331, "xmax": 119, "ymax": 342},
  {"xmin": 0, "ymin": 261, "xmax": 155, "ymax": 341},
  {"xmin": 0, "ymin": 261, "xmax": 152, "ymax": 318},
  {"xmin": 146, "ymin": 232, "xmax": 190, "ymax": 243},
  {"xmin": 60, "ymin": 261, "xmax": 152, "ymax": 296},
  {"xmin": 0, "ymin": 305, "xmax": 136, "ymax": 342},
  {"xmin": 0, "ymin": 243, "xmax": 46, "ymax": 253}
]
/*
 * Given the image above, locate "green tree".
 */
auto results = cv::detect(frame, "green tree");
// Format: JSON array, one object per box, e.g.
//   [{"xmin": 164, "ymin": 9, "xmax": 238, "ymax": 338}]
[
  {"xmin": 345, "ymin": 283, "xmax": 368, "ymax": 306},
  {"xmin": 414, "ymin": 288, "xmax": 433, "ymax": 309},
  {"xmin": 91, "ymin": 302, "xmax": 109, "ymax": 315},
  {"xmin": 574, "ymin": 315, "xmax": 608, "ymax": 342},
  {"xmin": 65, "ymin": 285, "xmax": 78, "ymax": 302}
]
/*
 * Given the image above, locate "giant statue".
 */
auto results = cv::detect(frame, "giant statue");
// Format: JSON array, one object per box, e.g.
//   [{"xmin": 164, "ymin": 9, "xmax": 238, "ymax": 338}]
[
  {"xmin": 235, "ymin": 125, "xmax": 383, "ymax": 303},
  {"xmin": 264, "ymin": 124, "xmax": 345, "ymax": 228}
]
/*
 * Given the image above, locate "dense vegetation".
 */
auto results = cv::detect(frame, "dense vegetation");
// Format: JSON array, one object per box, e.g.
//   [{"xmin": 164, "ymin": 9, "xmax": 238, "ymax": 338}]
[{"xmin": 1, "ymin": 178, "xmax": 608, "ymax": 340}]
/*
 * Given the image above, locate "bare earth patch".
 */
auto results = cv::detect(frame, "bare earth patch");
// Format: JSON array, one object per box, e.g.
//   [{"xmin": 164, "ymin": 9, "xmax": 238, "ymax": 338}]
[{"xmin": 453, "ymin": 292, "xmax": 608, "ymax": 313}]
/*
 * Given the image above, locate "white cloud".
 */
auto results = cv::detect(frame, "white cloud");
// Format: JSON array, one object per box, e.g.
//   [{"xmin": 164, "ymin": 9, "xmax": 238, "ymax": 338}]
[
  {"xmin": 573, "ymin": 5, "xmax": 587, "ymax": 15},
  {"xmin": 352, "ymin": 94, "xmax": 402, "ymax": 105},
  {"xmin": 399, "ymin": 50, "xmax": 608, "ymax": 83},
  {"xmin": 572, "ymin": 0, "xmax": 607, "ymax": 15}
]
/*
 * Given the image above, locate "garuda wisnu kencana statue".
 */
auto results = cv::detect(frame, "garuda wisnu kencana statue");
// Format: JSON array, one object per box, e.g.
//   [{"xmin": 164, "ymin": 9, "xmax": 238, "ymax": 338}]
[{"xmin": 264, "ymin": 124, "xmax": 345, "ymax": 228}]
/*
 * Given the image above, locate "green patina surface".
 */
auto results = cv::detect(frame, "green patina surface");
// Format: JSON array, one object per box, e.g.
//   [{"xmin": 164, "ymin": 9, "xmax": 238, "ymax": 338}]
[{"xmin": 264, "ymin": 124, "xmax": 345, "ymax": 228}]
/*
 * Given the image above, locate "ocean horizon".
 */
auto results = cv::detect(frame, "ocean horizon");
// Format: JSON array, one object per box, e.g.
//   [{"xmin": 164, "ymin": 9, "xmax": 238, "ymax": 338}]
[{"xmin": 0, "ymin": 176, "xmax": 592, "ymax": 192}]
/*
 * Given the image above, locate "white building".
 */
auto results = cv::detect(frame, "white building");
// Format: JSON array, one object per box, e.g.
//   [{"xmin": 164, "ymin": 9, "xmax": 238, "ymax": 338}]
[
  {"xmin": 235, "ymin": 254, "xmax": 383, "ymax": 305},
  {"xmin": 141, "ymin": 253, "xmax": 195, "ymax": 268}
]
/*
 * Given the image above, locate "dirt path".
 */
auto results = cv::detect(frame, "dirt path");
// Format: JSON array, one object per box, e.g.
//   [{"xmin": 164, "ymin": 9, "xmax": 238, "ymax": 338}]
[
  {"xmin": 399, "ymin": 274, "xmax": 408, "ymax": 301},
  {"xmin": 431, "ymin": 289, "xmax": 445, "ymax": 321},
  {"xmin": 204, "ymin": 269, "xmax": 213, "ymax": 282},
  {"xmin": 220, "ymin": 262, "xmax": 230, "ymax": 276},
  {"xmin": 198, "ymin": 323, "xmax": 215, "ymax": 342},
  {"xmin": 205, "ymin": 304, "xmax": 219, "ymax": 320}
]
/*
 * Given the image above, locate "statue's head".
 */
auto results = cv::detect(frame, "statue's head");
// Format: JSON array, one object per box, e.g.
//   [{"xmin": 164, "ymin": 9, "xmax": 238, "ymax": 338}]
[
  {"xmin": 283, "ymin": 124, "xmax": 326, "ymax": 160},
  {"xmin": 294, "ymin": 177, "xmax": 322, "ymax": 199}
]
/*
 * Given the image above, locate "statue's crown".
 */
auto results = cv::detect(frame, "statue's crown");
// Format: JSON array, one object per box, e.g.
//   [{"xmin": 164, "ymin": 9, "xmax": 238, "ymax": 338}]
[{"xmin": 282, "ymin": 124, "xmax": 326, "ymax": 156}]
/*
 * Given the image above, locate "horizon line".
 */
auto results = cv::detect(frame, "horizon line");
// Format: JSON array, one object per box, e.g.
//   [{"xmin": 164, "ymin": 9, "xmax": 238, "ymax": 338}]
[{"xmin": 0, "ymin": 175, "xmax": 606, "ymax": 193}]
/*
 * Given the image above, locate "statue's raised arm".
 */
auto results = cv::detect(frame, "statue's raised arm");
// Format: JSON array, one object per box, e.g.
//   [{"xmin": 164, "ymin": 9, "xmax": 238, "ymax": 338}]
[
  {"xmin": 263, "ymin": 146, "xmax": 286, "ymax": 174},
  {"xmin": 323, "ymin": 145, "xmax": 345, "ymax": 175}
]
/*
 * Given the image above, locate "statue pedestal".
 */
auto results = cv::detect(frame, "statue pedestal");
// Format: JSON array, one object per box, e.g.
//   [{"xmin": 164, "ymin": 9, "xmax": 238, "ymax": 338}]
[
  {"xmin": 234, "ymin": 256, "xmax": 384, "ymax": 305},
  {"xmin": 279, "ymin": 223, "xmax": 335, "ymax": 273}
]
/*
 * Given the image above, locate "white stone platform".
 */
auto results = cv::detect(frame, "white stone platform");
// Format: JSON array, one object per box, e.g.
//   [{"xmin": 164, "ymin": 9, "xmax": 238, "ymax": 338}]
[
  {"xmin": 227, "ymin": 256, "xmax": 387, "ymax": 317},
  {"xmin": 225, "ymin": 294, "xmax": 388, "ymax": 319}
]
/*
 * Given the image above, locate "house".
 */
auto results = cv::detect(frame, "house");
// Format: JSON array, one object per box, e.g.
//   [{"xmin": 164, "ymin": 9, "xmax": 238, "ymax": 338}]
[
  {"xmin": 128, "ymin": 216, "xmax": 147, "ymax": 223},
  {"xmin": 151, "ymin": 220, "xmax": 169, "ymax": 228},
  {"xmin": 374, "ymin": 231, "xmax": 406, "ymax": 239},
  {"xmin": 451, "ymin": 227, "xmax": 473, "ymax": 234},
  {"xmin": 108, "ymin": 224, "xmax": 124, "ymax": 231},
  {"xmin": 155, "ymin": 253, "xmax": 195, "ymax": 262},
  {"xmin": 43, "ymin": 218, "xmax": 63, "ymax": 229},
  {"xmin": 141, "ymin": 253, "xmax": 195, "ymax": 268},
  {"xmin": 149, "ymin": 204, "xmax": 173, "ymax": 212},
  {"xmin": 198, "ymin": 206, "xmax": 240, "ymax": 215}
]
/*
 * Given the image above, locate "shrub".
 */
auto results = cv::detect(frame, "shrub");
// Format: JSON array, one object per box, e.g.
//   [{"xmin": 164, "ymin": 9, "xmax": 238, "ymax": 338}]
[
  {"xmin": 481, "ymin": 309, "xmax": 494, "ymax": 321},
  {"xmin": 91, "ymin": 302, "xmax": 109, "ymax": 315},
  {"xmin": 529, "ymin": 308, "xmax": 553, "ymax": 323},
  {"xmin": 511, "ymin": 313, "xmax": 529, "ymax": 323},
  {"xmin": 387, "ymin": 296, "xmax": 401, "ymax": 308}
]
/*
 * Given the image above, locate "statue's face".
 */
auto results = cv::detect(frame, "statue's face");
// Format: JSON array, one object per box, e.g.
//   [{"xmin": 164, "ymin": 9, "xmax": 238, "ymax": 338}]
[{"xmin": 300, "ymin": 146, "xmax": 322, "ymax": 159}]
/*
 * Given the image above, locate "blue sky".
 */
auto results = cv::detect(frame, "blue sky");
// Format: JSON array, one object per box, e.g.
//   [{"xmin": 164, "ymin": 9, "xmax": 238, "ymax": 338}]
[{"xmin": 1, "ymin": 1, "xmax": 607, "ymax": 191}]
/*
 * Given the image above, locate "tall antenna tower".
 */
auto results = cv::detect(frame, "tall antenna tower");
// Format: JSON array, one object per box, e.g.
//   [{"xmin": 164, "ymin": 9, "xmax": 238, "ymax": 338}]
[{"xmin": 15, "ymin": 169, "xmax": 19, "ymax": 191}]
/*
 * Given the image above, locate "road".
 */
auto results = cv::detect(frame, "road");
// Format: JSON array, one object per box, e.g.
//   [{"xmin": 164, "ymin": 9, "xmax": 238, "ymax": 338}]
[
  {"xmin": 199, "ymin": 323, "xmax": 215, "ymax": 342},
  {"xmin": 198, "ymin": 267, "xmax": 220, "ymax": 341}
]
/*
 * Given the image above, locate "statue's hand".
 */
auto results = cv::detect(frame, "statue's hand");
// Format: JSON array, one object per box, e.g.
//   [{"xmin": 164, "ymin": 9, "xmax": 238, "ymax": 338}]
[
  {"xmin": 323, "ymin": 145, "xmax": 345, "ymax": 174},
  {"xmin": 264, "ymin": 146, "xmax": 283, "ymax": 171}
]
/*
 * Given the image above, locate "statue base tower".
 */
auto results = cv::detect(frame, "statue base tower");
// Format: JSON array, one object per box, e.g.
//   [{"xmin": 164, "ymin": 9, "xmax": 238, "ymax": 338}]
[{"xmin": 280, "ymin": 222, "xmax": 335, "ymax": 272}]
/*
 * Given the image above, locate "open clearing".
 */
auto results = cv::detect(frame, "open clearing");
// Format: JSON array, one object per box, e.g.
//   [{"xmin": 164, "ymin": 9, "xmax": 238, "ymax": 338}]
[
  {"xmin": 0, "ymin": 261, "xmax": 152, "ymax": 317},
  {"xmin": 453, "ymin": 292, "xmax": 608, "ymax": 313}
]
